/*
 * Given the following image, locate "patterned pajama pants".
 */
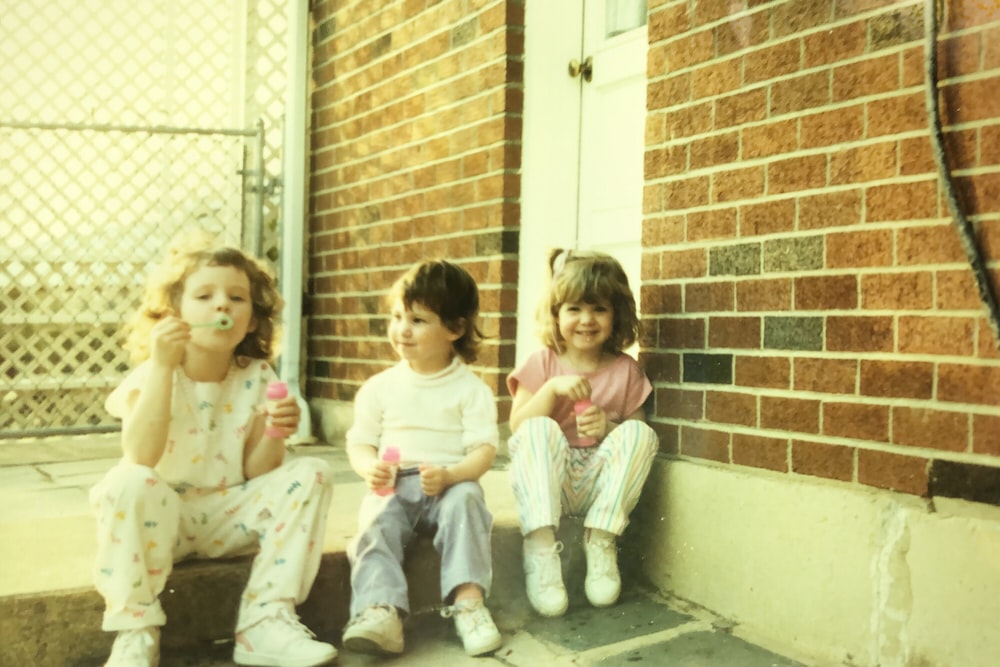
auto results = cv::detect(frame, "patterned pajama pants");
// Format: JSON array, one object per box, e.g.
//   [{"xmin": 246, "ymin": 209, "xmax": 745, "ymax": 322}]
[
  {"xmin": 89, "ymin": 456, "xmax": 333, "ymax": 633},
  {"xmin": 508, "ymin": 416, "xmax": 658, "ymax": 536}
]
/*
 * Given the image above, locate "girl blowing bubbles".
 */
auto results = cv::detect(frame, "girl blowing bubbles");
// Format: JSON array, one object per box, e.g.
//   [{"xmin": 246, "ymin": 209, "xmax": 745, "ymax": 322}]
[
  {"xmin": 507, "ymin": 249, "xmax": 658, "ymax": 617},
  {"xmin": 91, "ymin": 233, "xmax": 336, "ymax": 667},
  {"xmin": 342, "ymin": 259, "xmax": 503, "ymax": 658}
]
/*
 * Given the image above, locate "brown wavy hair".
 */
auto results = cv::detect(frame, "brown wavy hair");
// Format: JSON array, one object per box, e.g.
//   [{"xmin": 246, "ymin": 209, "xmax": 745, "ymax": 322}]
[
  {"xmin": 123, "ymin": 231, "xmax": 283, "ymax": 365},
  {"xmin": 391, "ymin": 259, "xmax": 484, "ymax": 364},
  {"xmin": 536, "ymin": 248, "xmax": 640, "ymax": 355}
]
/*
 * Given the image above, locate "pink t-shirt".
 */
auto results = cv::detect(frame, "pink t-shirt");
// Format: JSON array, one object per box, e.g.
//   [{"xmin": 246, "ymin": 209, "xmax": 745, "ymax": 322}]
[{"xmin": 506, "ymin": 348, "xmax": 652, "ymax": 447}]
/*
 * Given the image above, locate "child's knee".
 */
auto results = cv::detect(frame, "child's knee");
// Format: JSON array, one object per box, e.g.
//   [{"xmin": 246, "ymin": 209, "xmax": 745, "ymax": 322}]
[
  {"xmin": 93, "ymin": 462, "xmax": 168, "ymax": 507},
  {"xmin": 283, "ymin": 456, "xmax": 333, "ymax": 492}
]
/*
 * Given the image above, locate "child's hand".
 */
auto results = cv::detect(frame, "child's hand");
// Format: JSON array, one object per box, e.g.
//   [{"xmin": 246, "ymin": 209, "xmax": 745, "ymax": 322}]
[
  {"xmin": 150, "ymin": 316, "xmax": 190, "ymax": 368},
  {"xmin": 265, "ymin": 395, "xmax": 300, "ymax": 438},
  {"xmin": 364, "ymin": 459, "xmax": 395, "ymax": 492},
  {"xmin": 418, "ymin": 463, "xmax": 451, "ymax": 497},
  {"xmin": 576, "ymin": 403, "xmax": 607, "ymax": 441},
  {"xmin": 548, "ymin": 375, "xmax": 591, "ymax": 402}
]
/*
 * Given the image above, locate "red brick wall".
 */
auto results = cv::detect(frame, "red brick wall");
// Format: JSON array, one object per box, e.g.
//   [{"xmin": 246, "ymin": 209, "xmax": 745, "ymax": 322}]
[
  {"xmin": 307, "ymin": 1, "xmax": 523, "ymax": 410},
  {"xmin": 642, "ymin": 0, "xmax": 1000, "ymax": 497}
]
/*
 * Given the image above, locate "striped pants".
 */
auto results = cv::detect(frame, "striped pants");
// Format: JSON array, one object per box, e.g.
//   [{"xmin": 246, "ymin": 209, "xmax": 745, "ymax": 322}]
[{"xmin": 508, "ymin": 416, "xmax": 658, "ymax": 536}]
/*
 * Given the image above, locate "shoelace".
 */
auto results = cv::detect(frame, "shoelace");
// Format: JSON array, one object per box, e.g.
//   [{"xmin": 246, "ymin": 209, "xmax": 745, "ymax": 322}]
[
  {"xmin": 349, "ymin": 604, "xmax": 396, "ymax": 629},
  {"xmin": 440, "ymin": 600, "xmax": 491, "ymax": 632},
  {"xmin": 270, "ymin": 607, "xmax": 318, "ymax": 640},
  {"xmin": 527, "ymin": 541, "xmax": 565, "ymax": 587},
  {"xmin": 586, "ymin": 537, "xmax": 617, "ymax": 577}
]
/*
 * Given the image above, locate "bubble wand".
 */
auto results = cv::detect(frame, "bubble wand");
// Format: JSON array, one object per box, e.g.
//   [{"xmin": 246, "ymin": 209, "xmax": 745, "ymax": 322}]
[{"xmin": 188, "ymin": 314, "xmax": 233, "ymax": 330}]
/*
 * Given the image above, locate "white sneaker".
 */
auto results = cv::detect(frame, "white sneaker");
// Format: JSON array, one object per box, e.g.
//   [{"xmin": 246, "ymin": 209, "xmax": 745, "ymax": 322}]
[
  {"xmin": 441, "ymin": 598, "xmax": 503, "ymax": 656},
  {"xmin": 584, "ymin": 530, "xmax": 621, "ymax": 607},
  {"xmin": 342, "ymin": 604, "xmax": 404, "ymax": 655},
  {"xmin": 233, "ymin": 608, "xmax": 337, "ymax": 667},
  {"xmin": 523, "ymin": 540, "xmax": 568, "ymax": 617},
  {"xmin": 104, "ymin": 626, "xmax": 160, "ymax": 667}
]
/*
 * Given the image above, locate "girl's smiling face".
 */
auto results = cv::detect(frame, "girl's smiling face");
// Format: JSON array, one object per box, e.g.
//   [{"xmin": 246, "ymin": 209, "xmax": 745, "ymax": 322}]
[
  {"xmin": 388, "ymin": 298, "xmax": 460, "ymax": 374},
  {"xmin": 180, "ymin": 264, "xmax": 255, "ymax": 350},
  {"xmin": 557, "ymin": 299, "xmax": 614, "ymax": 355}
]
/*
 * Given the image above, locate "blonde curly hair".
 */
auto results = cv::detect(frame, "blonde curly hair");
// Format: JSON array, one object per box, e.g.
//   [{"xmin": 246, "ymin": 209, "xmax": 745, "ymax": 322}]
[{"xmin": 123, "ymin": 231, "xmax": 284, "ymax": 365}]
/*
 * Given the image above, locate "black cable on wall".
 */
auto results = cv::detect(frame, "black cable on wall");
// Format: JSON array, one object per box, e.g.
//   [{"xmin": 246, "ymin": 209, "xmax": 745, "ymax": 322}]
[{"xmin": 923, "ymin": 0, "xmax": 1000, "ymax": 345}]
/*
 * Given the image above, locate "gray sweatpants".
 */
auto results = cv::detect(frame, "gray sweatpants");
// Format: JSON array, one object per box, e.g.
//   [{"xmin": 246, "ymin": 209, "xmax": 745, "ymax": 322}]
[{"xmin": 346, "ymin": 473, "xmax": 493, "ymax": 617}]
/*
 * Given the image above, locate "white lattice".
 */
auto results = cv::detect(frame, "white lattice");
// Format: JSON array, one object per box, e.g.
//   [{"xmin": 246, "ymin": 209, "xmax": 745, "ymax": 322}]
[{"xmin": 0, "ymin": 0, "xmax": 291, "ymax": 436}]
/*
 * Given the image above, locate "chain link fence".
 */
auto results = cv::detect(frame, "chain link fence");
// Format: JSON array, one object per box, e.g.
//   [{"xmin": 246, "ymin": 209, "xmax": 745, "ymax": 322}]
[{"xmin": 1, "ymin": 0, "xmax": 293, "ymax": 437}]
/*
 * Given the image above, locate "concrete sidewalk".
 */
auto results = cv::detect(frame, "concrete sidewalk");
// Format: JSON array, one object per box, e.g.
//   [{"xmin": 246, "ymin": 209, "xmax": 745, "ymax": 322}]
[{"xmin": 0, "ymin": 435, "xmax": 810, "ymax": 666}]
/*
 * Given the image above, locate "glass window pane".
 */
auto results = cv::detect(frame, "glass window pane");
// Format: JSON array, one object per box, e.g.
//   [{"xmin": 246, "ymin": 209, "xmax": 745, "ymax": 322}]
[{"xmin": 606, "ymin": 0, "xmax": 648, "ymax": 38}]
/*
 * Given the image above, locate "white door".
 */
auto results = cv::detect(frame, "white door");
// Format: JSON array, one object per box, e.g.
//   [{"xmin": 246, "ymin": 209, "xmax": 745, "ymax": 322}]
[{"xmin": 517, "ymin": 0, "xmax": 648, "ymax": 363}]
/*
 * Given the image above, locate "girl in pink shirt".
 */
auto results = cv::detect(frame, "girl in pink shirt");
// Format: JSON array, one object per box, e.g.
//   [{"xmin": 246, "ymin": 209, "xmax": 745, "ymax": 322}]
[{"xmin": 506, "ymin": 249, "xmax": 658, "ymax": 617}]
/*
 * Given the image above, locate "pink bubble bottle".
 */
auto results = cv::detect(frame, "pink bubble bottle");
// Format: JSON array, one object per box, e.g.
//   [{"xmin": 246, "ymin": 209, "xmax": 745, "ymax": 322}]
[
  {"xmin": 264, "ymin": 381, "xmax": 288, "ymax": 438},
  {"xmin": 374, "ymin": 446, "xmax": 401, "ymax": 496},
  {"xmin": 574, "ymin": 399, "xmax": 597, "ymax": 446}
]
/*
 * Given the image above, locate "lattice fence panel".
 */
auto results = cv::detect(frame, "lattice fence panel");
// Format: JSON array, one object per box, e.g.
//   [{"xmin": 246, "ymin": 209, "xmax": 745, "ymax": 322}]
[{"xmin": 0, "ymin": 1, "xmax": 291, "ymax": 437}]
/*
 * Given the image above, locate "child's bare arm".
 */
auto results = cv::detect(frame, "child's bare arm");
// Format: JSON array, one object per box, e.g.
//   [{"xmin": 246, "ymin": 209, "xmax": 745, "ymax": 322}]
[
  {"xmin": 419, "ymin": 443, "xmax": 496, "ymax": 497},
  {"xmin": 348, "ymin": 443, "xmax": 396, "ymax": 492},
  {"xmin": 508, "ymin": 375, "xmax": 591, "ymax": 433}
]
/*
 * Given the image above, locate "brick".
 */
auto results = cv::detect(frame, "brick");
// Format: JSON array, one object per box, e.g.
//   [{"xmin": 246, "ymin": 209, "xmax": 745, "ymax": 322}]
[
  {"xmin": 646, "ymin": 145, "xmax": 688, "ymax": 179},
  {"xmin": 660, "ymin": 317, "xmax": 706, "ymax": 349},
  {"xmin": 681, "ymin": 427, "xmax": 730, "ymax": 463},
  {"xmin": 659, "ymin": 388, "xmax": 706, "ymax": 420},
  {"xmin": 898, "ymin": 316, "xmax": 976, "ymax": 356},
  {"xmin": 660, "ymin": 248, "xmax": 707, "ymax": 279},
  {"xmin": 867, "ymin": 181, "xmax": 939, "ymax": 222},
  {"xmin": 683, "ymin": 353, "xmax": 733, "ymax": 384},
  {"xmin": 692, "ymin": 60, "xmax": 742, "ymax": 99},
  {"xmin": 735, "ymin": 355, "xmax": 791, "ymax": 389},
  {"xmin": 803, "ymin": 20, "xmax": 865, "ymax": 67},
  {"xmin": 955, "ymin": 172, "xmax": 1000, "ymax": 216},
  {"xmin": 664, "ymin": 175, "xmax": 711, "ymax": 210},
  {"xmin": 686, "ymin": 281, "xmax": 735, "ymax": 313},
  {"xmin": 763, "ymin": 236, "xmax": 824, "ymax": 272},
  {"xmin": 827, "ymin": 316, "xmax": 894, "ymax": 352},
  {"xmin": 893, "ymin": 406, "xmax": 969, "ymax": 452},
  {"xmin": 706, "ymin": 390, "xmax": 757, "ymax": 427},
  {"xmin": 690, "ymin": 132, "xmax": 740, "ymax": 170},
  {"xmin": 760, "ymin": 396, "xmax": 821, "ymax": 434},
  {"xmin": 941, "ymin": 77, "xmax": 1000, "ymax": 125},
  {"xmin": 936, "ymin": 269, "xmax": 983, "ymax": 310},
  {"xmin": 860, "ymin": 360, "xmax": 934, "ymax": 400},
  {"xmin": 833, "ymin": 54, "xmax": 899, "ymax": 102},
  {"xmin": 715, "ymin": 10, "xmax": 770, "ymax": 55},
  {"xmin": 794, "ymin": 357, "xmax": 857, "ymax": 394},
  {"xmin": 868, "ymin": 4, "xmax": 923, "ymax": 50},
  {"xmin": 868, "ymin": 92, "xmax": 928, "ymax": 137},
  {"xmin": 798, "ymin": 189, "xmax": 863, "ymax": 230},
  {"xmin": 861, "ymin": 271, "xmax": 934, "ymax": 310},
  {"xmin": 733, "ymin": 433, "xmax": 789, "ymax": 472},
  {"xmin": 740, "ymin": 198, "xmax": 796, "ymax": 236},
  {"xmin": 792, "ymin": 440, "xmax": 854, "ymax": 482},
  {"xmin": 716, "ymin": 88, "xmax": 768, "ymax": 128},
  {"xmin": 801, "ymin": 105, "xmax": 864, "ymax": 149},
  {"xmin": 648, "ymin": 73, "xmax": 691, "ymax": 110},
  {"xmin": 744, "ymin": 40, "xmax": 801, "ymax": 84},
  {"xmin": 641, "ymin": 283, "xmax": 682, "ymax": 315},
  {"xmin": 858, "ymin": 449, "xmax": 929, "ymax": 496},
  {"xmin": 714, "ymin": 165, "xmax": 766, "ymax": 203},
  {"xmin": 646, "ymin": 353, "xmax": 680, "ymax": 383},
  {"xmin": 707, "ymin": 316, "xmax": 760, "ymax": 350},
  {"xmin": 655, "ymin": 422, "xmax": 680, "ymax": 456},
  {"xmin": 768, "ymin": 154, "xmax": 827, "ymax": 195},
  {"xmin": 687, "ymin": 208, "xmax": 738, "ymax": 241},
  {"xmin": 939, "ymin": 364, "xmax": 1000, "ymax": 406},
  {"xmin": 665, "ymin": 102, "xmax": 714, "ymax": 139},
  {"xmin": 666, "ymin": 29, "xmax": 716, "ymax": 70},
  {"xmin": 709, "ymin": 243, "xmax": 761, "ymax": 276},
  {"xmin": 764, "ymin": 316, "xmax": 823, "ymax": 350},
  {"xmin": 827, "ymin": 229, "xmax": 893, "ymax": 269},
  {"xmin": 644, "ymin": 213, "xmax": 684, "ymax": 246},
  {"xmin": 824, "ymin": 402, "xmax": 889, "ymax": 442},
  {"xmin": 899, "ymin": 136, "xmax": 936, "ymax": 176},
  {"xmin": 795, "ymin": 274, "xmax": 858, "ymax": 310},
  {"xmin": 973, "ymin": 413, "xmax": 1000, "ymax": 455},
  {"xmin": 773, "ymin": 0, "xmax": 834, "ymax": 37},
  {"xmin": 770, "ymin": 71, "xmax": 831, "ymax": 116},
  {"xmin": 830, "ymin": 142, "xmax": 897, "ymax": 185},
  {"xmin": 741, "ymin": 119, "xmax": 799, "ymax": 160},
  {"xmin": 737, "ymin": 277, "xmax": 792, "ymax": 311},
  {"xmin": 979, "ymin": 319, "xmax": 1000, "ymax": 359},
  {"xmin": 941, "ymin": 128, "xmax": 978, "ymax": 172}
]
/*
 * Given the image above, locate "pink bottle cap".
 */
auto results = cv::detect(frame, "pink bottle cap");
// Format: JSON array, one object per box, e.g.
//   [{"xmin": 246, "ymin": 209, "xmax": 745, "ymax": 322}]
[
  {"xmin": 574, "ymin": 398, "xmax": 593, "ymax": 414},
  {"xmin": 382, "ymin": 446, "xmax": 401, "ymax": 462},
  {"xmin": 266, "ymin": 381, "xmax": 288, "ymax": 400}
]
